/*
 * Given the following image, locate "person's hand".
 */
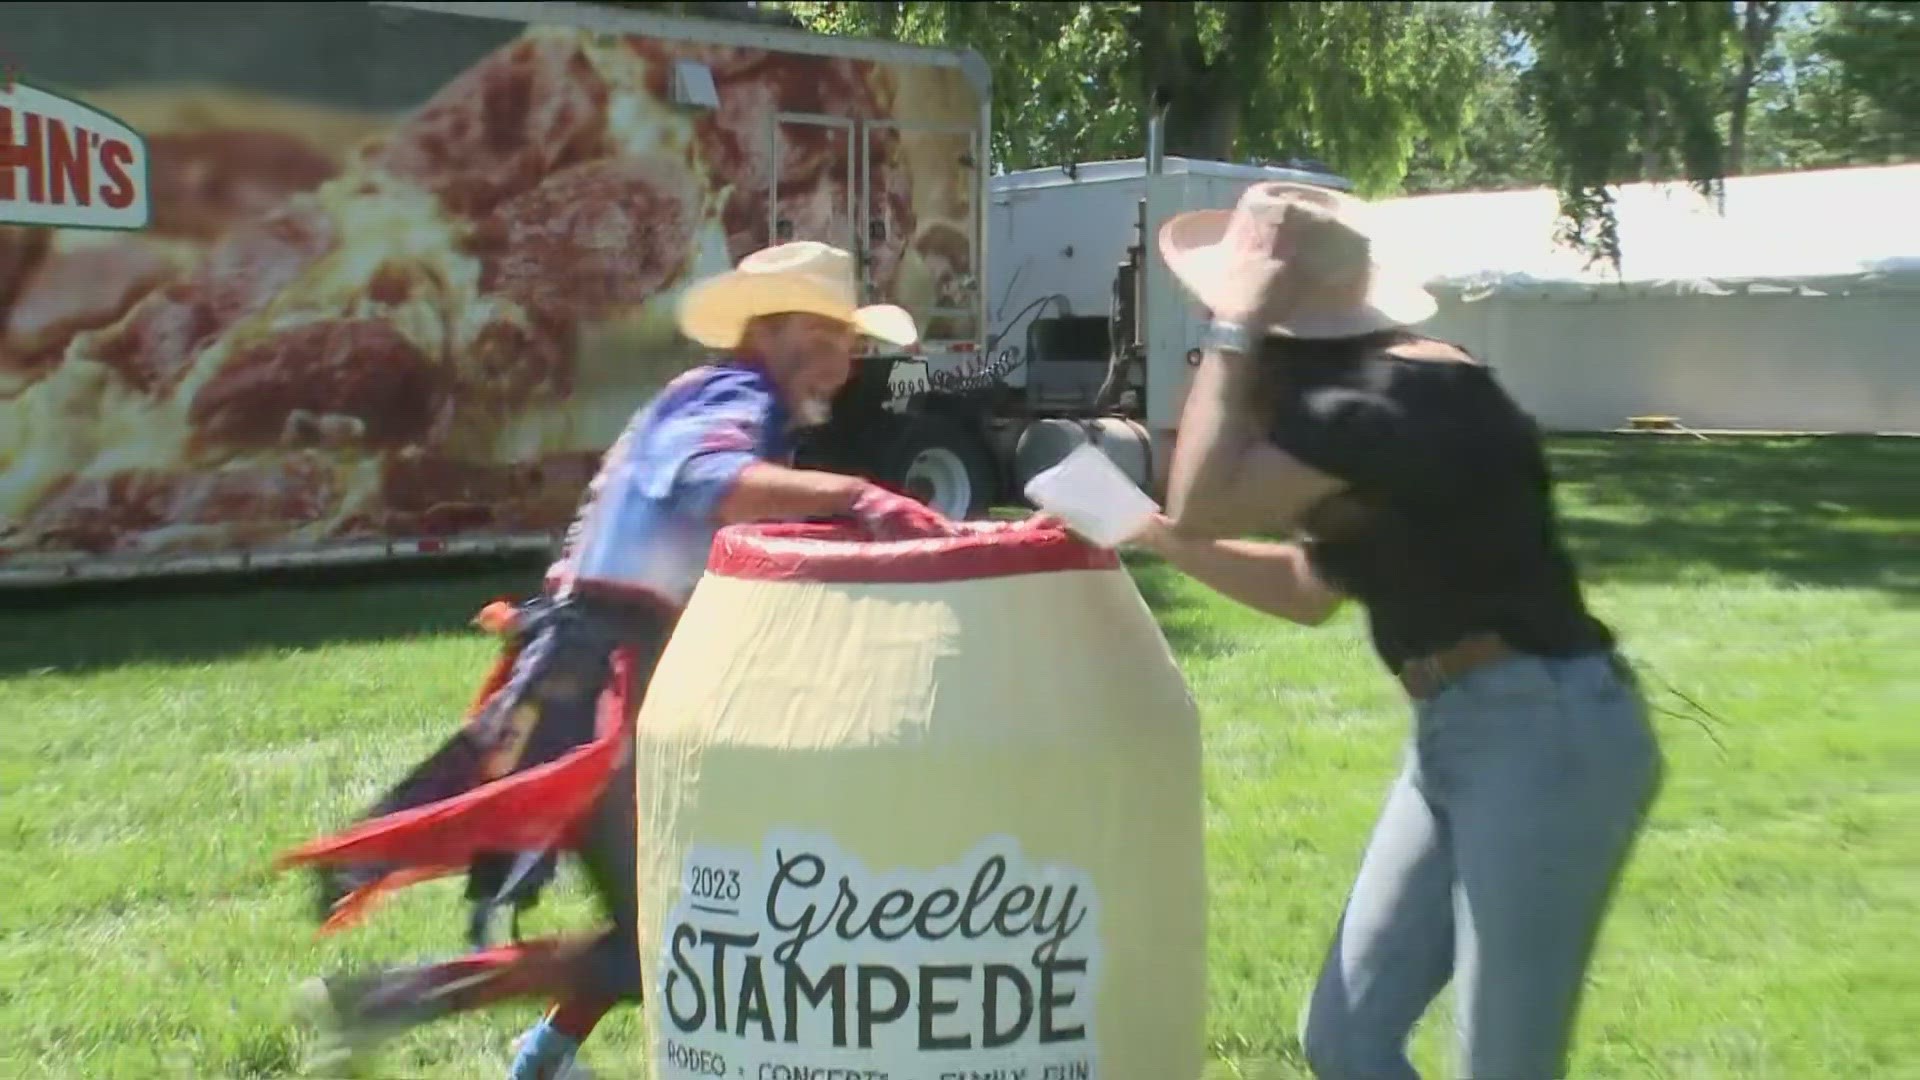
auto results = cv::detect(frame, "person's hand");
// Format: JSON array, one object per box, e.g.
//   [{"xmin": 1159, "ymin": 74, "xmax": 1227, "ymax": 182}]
[
  {"xmin": 1022, "ymin": 509, "xmax": 1167, "ymax": 552},
  {"xmin": 471, "ymin": 599, "xmax": 522, "ymax": 638},
  {"xmin": 1204, "ymin": 230, "xmax": 1292, "ymax": 332},
  {"xmin": 849, "ymin": 483, "xmax": 964, "ymax": 541},
  {"xmin": 1205, "ymin": 193, "xmax": 1365, "ymax": 334},
  {"xmin": 1124, "ymin": 512, "xmax": 1176, "ymax": 554}
]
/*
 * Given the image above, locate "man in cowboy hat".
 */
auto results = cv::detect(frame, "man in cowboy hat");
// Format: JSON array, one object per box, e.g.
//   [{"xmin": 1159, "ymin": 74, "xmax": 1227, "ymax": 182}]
[
  {"xmin": 291, "ymin": 241, "xmax": 965, "ymax": 1080},
  {"xmin": 1132, "ymin": 181, "xmax": 1660, "ymax": 1079}
]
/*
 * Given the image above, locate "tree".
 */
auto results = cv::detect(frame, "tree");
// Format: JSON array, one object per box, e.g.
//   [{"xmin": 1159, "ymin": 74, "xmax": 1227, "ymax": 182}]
[
  {"xmin": 781, "ymin": 2, "xmax": 1743, "ymax": 267},
  {"xmin": 784, "ymin": 1, "xmax": 1484, "ymax": 196},
  {"xmin": 1743, "ymin": 2, "xmax": 1918, "ymax": 170},
  {"xmin": 1815, "ymin": 0, "xmax": 1920, "ymax": 139},
  {"xmin": 614, "ymin": 0, "xmax": 1910, "ymax": 247},
  {"xmin": 1412, "ymin": 1, "xmax": 1914, "ymax": 192},
  {"xmin": 1402, "ymin": 12, "xmax": 1547, "ymax": 194},
  {"xmin": 1500, "ymin": 1, "xmax": 1734, "ymax": 265},
  {"xmin": 1726, "ymin": 0, "xmax": 1789, "ymax": 175}
]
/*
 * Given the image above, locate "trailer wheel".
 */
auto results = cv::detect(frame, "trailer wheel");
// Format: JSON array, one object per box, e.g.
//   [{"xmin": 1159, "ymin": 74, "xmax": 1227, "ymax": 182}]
[{"xmin": 880, "ymin": 413, "xmax": 997, "ymax": 520}]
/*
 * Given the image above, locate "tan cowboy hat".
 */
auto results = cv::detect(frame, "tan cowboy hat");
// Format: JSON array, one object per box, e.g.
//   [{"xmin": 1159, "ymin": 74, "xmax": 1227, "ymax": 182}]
[
  {"xmin": 676, "ymin": 241, "xmax": 920, "ymax": 350},
  {"xmin": 1158, "ymin": 181, "xmax": 1437, "ymax": 340}
]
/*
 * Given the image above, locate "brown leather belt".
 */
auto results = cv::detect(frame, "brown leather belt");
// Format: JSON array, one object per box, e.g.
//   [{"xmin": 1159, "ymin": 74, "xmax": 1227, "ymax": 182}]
[{"xmin": 1397, "ymin": 632, "xmax": 1516, "ymax": 699}]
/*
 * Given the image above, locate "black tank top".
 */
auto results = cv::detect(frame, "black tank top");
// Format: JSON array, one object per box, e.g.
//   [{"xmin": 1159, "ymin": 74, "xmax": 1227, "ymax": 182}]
[{"xmin": 1261, "ymin": 331, "xmax": 1614, "ymax": 671}]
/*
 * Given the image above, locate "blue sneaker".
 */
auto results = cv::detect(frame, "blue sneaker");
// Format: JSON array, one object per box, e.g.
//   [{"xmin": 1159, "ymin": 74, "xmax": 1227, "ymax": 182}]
[{"xmin": 507, "ymin": 1019, "xmax": 591, "ymax": 1080}]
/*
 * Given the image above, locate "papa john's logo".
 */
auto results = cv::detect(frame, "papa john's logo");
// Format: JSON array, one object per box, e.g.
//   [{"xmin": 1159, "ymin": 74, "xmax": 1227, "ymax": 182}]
[{"xmin": 0, "ymin": 62, "xmax": 150, "ymax": 231}]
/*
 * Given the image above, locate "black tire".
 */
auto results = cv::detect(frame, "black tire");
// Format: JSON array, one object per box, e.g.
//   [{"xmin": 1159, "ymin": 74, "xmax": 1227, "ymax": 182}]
[{"xmin": 876, "ymin": 412, "xmax": 998, "ymax": 519}]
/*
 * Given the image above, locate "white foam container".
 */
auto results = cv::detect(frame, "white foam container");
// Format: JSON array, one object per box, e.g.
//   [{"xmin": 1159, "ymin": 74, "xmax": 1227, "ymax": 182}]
[{"xmin": 1022, "ymin": 443, "xmax": 1161, "ymax": 549}]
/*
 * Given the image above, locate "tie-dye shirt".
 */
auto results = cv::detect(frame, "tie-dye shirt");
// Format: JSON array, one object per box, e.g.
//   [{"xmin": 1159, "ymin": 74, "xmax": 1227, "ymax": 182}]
[{"xmin": 547, "ymin": 361, "xmax": 794, "ymax": 608}]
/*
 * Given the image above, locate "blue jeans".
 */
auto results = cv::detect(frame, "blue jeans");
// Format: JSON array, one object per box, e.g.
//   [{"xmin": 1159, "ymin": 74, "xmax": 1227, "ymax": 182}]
[{"xmin": 1300, "ymin": 652, "xmax": 1664, "ymax": 1080}]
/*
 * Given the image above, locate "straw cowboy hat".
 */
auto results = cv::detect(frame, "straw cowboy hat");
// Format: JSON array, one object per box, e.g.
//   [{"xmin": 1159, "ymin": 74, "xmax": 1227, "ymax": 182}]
[
  {"xmin": 676, "ymin": 241, "xmax": 920, "ymax": 350},
  {"xmin": 1158, "ymin": 181, "xmax": 1437, "ymax": 340}
]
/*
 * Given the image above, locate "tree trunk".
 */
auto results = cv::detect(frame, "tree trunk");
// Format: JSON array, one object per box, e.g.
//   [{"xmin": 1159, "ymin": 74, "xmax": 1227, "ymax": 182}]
[
  {"xmin": 1131, "ymin": 0, "xmax": 1268, "ymax": 162},
  {"xmin": 1727, "ymin": 0, "xmax": 1784, "ymax": 176},
  {"xmin": 1640, "ymin": 110, "xmax": 1663, "ymax": 181},
  {"xmin": 1728, "ymin": 75, "xmax": 1754, "ymax": 176},
  {"xmin": 1164, "ymin": 95, "xmax": 1238, "ymax": 160}
]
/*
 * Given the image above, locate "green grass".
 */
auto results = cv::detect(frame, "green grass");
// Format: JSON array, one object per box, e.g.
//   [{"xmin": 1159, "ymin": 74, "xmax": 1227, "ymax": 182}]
[{"xmin": 2, "ymin": 435, "xmax": 1917, "ymax": 1079}]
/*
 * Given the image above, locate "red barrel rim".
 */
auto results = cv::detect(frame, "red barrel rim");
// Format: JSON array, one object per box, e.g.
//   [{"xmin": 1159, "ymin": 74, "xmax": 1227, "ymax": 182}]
[{"xmin": 707, "ymin": 520, "xmax": 1122, "ymax": 584}]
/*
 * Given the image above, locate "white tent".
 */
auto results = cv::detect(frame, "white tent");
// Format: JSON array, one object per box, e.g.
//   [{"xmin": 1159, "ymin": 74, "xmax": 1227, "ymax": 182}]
[
  {"xmin": 1372, "ymin": 163, "xmax": 1920, "ymax": 299},
  {"xmin": 1366, "ymin": 164, "xmax": 1920, "ymax": 433}
]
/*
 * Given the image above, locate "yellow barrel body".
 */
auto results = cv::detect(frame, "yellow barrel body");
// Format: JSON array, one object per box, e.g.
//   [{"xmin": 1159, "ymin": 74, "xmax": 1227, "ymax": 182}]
[{"xmin": 634, "ymin": 523, "xmax": 1207, "ymax": 1080}]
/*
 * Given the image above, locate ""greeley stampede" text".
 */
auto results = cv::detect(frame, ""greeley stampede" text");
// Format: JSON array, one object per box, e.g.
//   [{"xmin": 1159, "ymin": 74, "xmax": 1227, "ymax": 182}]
[{"xmin": 664, "ymin": 845, "xmax": 1095, "ymax": 1053}]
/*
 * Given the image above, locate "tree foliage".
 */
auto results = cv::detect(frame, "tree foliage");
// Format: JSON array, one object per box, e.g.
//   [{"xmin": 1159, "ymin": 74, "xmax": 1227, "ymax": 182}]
[
  {"xmin": 1736, "ymin": 2, "xmax": 1918, "ymax": 171},
  {"xmin": 1401, "ymin": 14, "xmax": 1547, "ymax": 194},
  {"xmin": 783, "ymin": 1, "xmax": 1484, "ymax": 197},
  {"xmin": 1812, "ymin": 1, "xmax": 1920, "ymax": 142},
  {"xmin": 1499, "ymin": 2, "xmax": 1734, "ymax": 265},
  {"xmin": 779, "ymin": 1, "xmax": 1741, "ymax": 266},
  {"xmin": 1725, "ymin": 0, "xmax": 1789, "ymax": 175},
  {"xmin": 637, "ymin": 1, "xmax": 1910, "ymax": 267},
  {"xmin": 1405, "ymin": 2, "xmax": 1916, "ymax": 192}
]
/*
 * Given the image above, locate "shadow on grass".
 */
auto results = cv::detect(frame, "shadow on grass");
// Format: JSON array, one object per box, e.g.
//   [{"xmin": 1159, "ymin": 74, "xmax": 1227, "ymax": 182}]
[
  {"xmin": 3, "ymin": 436, "xmax": 1912, "ymax": 677},
  {"xmin": 0, "ymin": 554, "xmax": 547, "ymax": 678},
  {"xmin": 1127, "ymin": 551, "xmax": 1252, "ymax": 661},
  {"xmin": 1547, "ymin": 435, "xmax": 1920, "ymax": 598}
]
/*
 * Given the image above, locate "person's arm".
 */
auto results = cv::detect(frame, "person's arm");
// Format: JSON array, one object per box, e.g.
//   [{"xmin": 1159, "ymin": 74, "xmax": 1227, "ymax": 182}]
[
  {"xmin": 1164, "ymin": 350, "xmax": 1349, "ymax": 540},
  {"xmin": 712, "ymin": 461, "xmax": 867, "ymax": 524},
  {"xmin": 639, "ymin": 375, "xmax": 861, "ymax": 524},
  {"xmin": 652, "ymin": 371, "xmax": 960, "ymax": 538},
  {"xmin": 1163, "ymin": 349, "xmax": 1266, "ymax": 535},
  {"xmin": 1133, "ymin": 514, "xmax": 1343, "ymax": 626}
]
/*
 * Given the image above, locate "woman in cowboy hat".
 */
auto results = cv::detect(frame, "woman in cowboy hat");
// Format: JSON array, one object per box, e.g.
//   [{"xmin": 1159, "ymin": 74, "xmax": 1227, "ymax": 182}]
[
  {"xmin": 290, "ymin": 241, "xmax": 964, "ymax": 1080},
  {"xmin": 1130, "ymin": 182, "xmax": 1664, "ymax": 1079}
]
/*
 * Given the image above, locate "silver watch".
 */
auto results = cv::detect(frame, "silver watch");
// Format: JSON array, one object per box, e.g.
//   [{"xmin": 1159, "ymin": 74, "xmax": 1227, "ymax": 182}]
[{"xmin": 1201, "ymin": 320, "xmax": 1255, "ymax": 356}]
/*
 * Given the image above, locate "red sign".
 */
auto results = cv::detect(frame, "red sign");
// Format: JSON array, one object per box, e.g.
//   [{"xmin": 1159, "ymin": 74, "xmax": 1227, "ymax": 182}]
[{"xmin": 0, "ymin": 78, "xmax": 150, "ymax": 231}]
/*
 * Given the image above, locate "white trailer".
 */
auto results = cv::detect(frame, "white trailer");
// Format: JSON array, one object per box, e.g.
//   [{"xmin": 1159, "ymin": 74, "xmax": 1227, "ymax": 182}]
[
  {"xmin": 901, "ymin": 159, "xmax": 1920, "ymax": 517},
  {"xmin": 884, "ymin": 150, "xmax": 1356, "ymax": 509}
]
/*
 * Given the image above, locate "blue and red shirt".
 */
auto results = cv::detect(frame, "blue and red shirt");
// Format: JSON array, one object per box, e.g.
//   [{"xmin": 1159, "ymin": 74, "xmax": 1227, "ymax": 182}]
[{"xmin": 547, "ymin": 361, "xmax": 794, "ymax": 608}]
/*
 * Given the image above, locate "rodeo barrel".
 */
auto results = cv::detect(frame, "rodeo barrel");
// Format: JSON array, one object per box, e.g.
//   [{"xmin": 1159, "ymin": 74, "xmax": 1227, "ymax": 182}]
[{"xmin": 633, "ymin": 520, "xmax": 1207, "ymax": 1080}]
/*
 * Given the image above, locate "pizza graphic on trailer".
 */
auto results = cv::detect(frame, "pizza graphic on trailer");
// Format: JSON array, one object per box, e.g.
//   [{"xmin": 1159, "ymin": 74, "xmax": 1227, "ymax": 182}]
[
  {"xmin": 0, "ymin": 76, "xmax": 152, "ymax": 232},
  {"xmin": 0, "ymin": 23, "xmax": 983, "ymax": 576}
]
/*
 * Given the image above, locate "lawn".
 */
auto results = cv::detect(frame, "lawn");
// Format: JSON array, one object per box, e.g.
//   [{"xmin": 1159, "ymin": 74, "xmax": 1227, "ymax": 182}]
[{"xmin": 1, "ymin": 435, "xmax": 1916, "ymax": 1079}]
